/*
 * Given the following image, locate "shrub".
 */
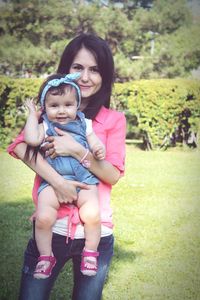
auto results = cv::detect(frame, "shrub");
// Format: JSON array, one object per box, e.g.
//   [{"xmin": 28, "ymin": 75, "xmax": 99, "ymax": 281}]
[
  {"xmin": 0, "ymin": 76, "xmax": 42, "ymax": 147},
  {"xmin": 1, "ymin": 76, "xmax": 200, "ymax": 149},
  {"xmin": 113, "ymin": 79, "xmax": 200, "ymax": 149}
]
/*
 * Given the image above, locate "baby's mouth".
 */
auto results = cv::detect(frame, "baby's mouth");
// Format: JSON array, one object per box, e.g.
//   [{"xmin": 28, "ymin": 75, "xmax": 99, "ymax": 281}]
[{"xmin": 56, "ymin": 117, "xmax": 67, "ymax": 122}]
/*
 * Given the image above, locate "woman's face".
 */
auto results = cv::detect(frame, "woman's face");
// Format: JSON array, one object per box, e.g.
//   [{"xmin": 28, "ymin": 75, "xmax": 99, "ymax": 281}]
[{"xmin": 69, "ymin": 47, "xmax": 102, "ymax": 104}]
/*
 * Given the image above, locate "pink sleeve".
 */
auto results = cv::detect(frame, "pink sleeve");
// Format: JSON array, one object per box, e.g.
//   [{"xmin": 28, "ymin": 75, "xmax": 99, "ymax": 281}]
[
  {"xmin": 7, "ymin": 130, "xmax": 25, "ymax": 159},
  {"xmin": 105, "ymin": 112, "xmax": 126, "ymax": 175}
]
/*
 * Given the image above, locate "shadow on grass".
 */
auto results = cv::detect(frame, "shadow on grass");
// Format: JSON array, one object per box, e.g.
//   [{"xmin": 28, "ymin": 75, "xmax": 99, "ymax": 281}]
[
  {"xmin": 0, "ymin": 198, "xmax": 74, "ymax": 300},
  {"xmin": 0, "ymin": 198, "xmax": 35, "ymax": 300},
  {"xmin": 0, "ymin": 199, "xmax": 142, "ymax": 299},
  {"xmin": 104, "ymin": 243, "xmax": 142, "ymax": 288},
  {"xmin": 114, "ymin": 243, "xmax": 142, "ymax": 262}
]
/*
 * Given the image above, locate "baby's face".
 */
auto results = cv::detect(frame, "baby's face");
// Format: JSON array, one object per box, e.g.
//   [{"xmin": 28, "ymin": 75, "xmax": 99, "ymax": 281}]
[{"xmin": 45, "ymin": 86, "xmax": 77, "ymax": 125}]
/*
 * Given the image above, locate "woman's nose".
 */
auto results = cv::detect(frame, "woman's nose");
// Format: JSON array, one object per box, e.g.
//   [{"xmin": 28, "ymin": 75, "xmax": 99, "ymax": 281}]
[{"xmin": 80, "ymin": 69, "xmax": 89, "ymax": 82}]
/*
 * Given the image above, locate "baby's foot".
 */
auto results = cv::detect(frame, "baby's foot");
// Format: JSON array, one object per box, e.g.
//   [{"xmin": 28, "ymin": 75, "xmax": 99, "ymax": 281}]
[
  {"xmin": 80, "ymin": 249, "xmax": 99, "ymax": 276},
  {"xmin": 34, "ymin": 255, "xmax": 56, "ymax": 279}
]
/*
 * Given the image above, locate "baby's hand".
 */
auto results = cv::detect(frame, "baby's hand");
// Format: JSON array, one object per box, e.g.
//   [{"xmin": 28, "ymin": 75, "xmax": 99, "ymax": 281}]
[
  {"xmin": 93, "ymin": 144, "xmax": 106, "ymax": 160},
  {"xmin": 25, "ymin": 98, "xmax": 37, "ymax": 114}
]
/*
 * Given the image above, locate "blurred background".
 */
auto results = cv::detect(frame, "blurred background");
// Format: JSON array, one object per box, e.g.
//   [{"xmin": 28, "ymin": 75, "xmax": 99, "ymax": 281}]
[{"xmin": 0, "ymin": 0, "xmax": 199, "ymax": 80}]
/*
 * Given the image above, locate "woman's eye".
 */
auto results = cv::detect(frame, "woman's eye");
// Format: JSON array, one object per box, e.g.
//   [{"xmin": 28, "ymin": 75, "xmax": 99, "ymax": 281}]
[
  {"xmin": 90, "ymin": 67, "xmax": 99, "ymax": 73},
  {"xmin": 72, "ymin": 65, "xmax": 83, "ymax": 71}
]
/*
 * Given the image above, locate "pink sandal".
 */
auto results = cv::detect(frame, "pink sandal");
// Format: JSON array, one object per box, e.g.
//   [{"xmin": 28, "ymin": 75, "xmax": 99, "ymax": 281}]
[
  {"xmin": 34, "ymin": 255, "xmax": 56, "ymax": 279},
  {"xmin": 81, "ymin": 250, "xmax": 99, "ymax": 276}
]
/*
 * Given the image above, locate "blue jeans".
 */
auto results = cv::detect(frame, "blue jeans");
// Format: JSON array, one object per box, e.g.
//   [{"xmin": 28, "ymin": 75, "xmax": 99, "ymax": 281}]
[{"xmin": 18, "ymin": 229, "xmax": 114, "ymax": 300}]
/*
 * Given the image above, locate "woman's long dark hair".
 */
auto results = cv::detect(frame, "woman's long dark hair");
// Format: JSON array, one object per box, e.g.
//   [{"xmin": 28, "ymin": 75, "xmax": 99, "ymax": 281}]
[{"xmin": 57, "ymin": 33, "xmax": 115, "ymax": 119}]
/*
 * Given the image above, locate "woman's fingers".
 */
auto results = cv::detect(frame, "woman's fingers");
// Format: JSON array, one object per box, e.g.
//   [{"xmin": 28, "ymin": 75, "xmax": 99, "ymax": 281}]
[
  {"xmin": 41, "ymin": 139, "xmax": 55, "ymax": 157},
  {"xmin": 49, "ymin": 150, "xmax": 57, "ymax": 159},
  {"xmin": 73, "ymin": 181, "xmax": 90, "ymax": 190},
  {"xmin": 41, "ymin": 141, "xmax": 52, "ymax": 150},
  {"xmin": 44, "ymin": 128, "xmax": 80, "ymax": 158},
  {"xmin": 54, "ymin": 180, "xmax": 89, "ymax": 204},
  {"xmin": 45, "ymin": 136, "xmax": 54, "ymax": 143}
]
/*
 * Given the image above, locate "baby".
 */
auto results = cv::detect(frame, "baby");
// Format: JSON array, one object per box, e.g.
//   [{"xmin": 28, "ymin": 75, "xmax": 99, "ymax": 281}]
[{"xmin": 24, "ymin": 73, "xmax": 105, "ymax": 278}]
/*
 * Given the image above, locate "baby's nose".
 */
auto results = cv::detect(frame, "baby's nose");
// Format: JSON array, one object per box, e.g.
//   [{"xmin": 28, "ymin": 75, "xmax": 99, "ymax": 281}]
[{"xmin": 58, "ymin": 106, "xmax": 65, "ymax": 113}]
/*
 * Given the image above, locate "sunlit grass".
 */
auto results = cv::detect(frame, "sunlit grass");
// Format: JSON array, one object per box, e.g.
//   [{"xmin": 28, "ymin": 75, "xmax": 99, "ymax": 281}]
[
  {"xmin": 0, "ymin": 147, "xmax": 200, "ymax": 300},
  {"xmin": 105, "ymin": 146, "xmax": 200, "ymax": 300}
]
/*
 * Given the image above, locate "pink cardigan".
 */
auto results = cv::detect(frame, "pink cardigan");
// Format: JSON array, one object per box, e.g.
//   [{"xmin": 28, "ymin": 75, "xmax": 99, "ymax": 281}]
[{"xmin": 7, "ymin": 106, "xmax": 126, "ymax": 237}]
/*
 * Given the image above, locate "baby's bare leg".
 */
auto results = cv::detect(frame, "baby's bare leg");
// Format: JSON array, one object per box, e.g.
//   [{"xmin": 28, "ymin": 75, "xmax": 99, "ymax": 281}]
[
  {"xmin": 36, "ymin": 186, "xmax": 60, "ymax": 256},
  {"xmin": 77, "ymin": 185, "xmax": 101, "ymax": 251}
]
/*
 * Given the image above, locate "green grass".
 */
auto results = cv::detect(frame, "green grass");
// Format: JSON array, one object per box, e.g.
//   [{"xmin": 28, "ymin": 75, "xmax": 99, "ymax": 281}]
[{"xmin": 0, "ymin": 147, "xmax": 200, "ymax": 300}]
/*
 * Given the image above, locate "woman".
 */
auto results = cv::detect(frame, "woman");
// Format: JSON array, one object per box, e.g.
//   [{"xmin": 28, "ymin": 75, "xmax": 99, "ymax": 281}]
[{"xmin": 8, "ymin": 33, "xmax": 126, "ymax": 300}]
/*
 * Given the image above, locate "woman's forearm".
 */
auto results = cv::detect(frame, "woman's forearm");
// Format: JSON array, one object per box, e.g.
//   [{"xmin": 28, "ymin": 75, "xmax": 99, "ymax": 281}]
[
  {"xmin": 89, "ymin": 153, "xmax": 121, "ymax": 185},
  {"xmin": 14, "ymin": 142, "xmax": 65, "ymax": 188},
  {"xmin": 44, "ymin": 130, "xmax": 121, "ymax": 185},
  {"xmin": 14, "ymin": 142, "xmax": 89, "ymax": 203},
  {"xmin": 72, "ymin": 143, "xmax": 120, "ymax": 185}
]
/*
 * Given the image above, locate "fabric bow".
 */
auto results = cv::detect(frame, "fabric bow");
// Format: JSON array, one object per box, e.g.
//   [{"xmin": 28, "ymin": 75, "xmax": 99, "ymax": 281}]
[{"xmin": 40, "ymin": 73, "xmax": 81, "ymax": 109}]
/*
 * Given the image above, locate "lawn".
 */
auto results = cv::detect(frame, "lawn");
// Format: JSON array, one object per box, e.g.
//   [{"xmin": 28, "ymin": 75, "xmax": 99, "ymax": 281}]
[{"xmin": 0, "ymin": 146, "xmax": 200, "ymax": 300}]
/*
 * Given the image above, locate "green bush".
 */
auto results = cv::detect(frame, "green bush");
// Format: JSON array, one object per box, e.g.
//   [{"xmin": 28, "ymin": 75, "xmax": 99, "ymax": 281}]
[
  {"xmin": 1, "ymin": 76, "xmax": 200, "ymax": 149},
  {"xmin": 0, "ymin": 76, "xmax": 42, "ymax": 147},
  {"xmin": 113, "ymin": 79, "xmax": 200, "ymax": 149}
]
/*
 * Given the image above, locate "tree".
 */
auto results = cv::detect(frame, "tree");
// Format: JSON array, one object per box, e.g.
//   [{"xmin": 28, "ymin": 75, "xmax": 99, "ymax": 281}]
[{"xmin": 0, "ymin": 0, "xmax": 199, "ymax": 79}]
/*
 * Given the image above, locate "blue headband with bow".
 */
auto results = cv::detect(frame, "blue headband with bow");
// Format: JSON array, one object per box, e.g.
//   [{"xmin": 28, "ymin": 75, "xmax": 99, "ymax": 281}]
[{"xmin": 40, "ymin": 73, "xmax": 81, "ymax": 109}]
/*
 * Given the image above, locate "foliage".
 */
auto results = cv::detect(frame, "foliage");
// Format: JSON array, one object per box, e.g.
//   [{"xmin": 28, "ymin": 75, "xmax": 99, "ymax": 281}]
[
  {"xmin": 0, "ymin": 76, "xmax": 42, "ymax": 146},
  {"xmin": 1, "ymin": 76, "xmax": 200, "ymax": 150},
  {"xmin": 0, "ymin": 0, "xmax": 199, "ymax": 79},
  {"xmin": 153, "ymin": 24, "xmax": 200, "ymax": 78},
  {"xmin": 113, "ymin": 79, "xmax": 200, "ymax": 149}
]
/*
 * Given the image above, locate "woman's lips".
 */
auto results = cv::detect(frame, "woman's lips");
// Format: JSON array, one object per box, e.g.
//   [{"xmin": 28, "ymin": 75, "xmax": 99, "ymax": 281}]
[{"xmin": 79, "ymin": 85, "xmax": 91, "ymax": 90}]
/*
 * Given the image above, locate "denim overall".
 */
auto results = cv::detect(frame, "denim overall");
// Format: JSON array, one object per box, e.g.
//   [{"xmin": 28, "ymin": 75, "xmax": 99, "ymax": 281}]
[{"xmin": 38, "ymin": 111, "xmax": 99, "ymax": 194}]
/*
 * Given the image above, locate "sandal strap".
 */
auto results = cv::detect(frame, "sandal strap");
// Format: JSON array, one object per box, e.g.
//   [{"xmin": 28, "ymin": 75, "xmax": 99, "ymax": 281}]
[
  {"xmin": 34, "ymin": 255, "xmax": 57, "ymax": 278},
  {"xmin": 38, "ymin": 255, "xmax": 56, "ymax": 263},
  {"xmin": 82, "ymin": 250, "xmax": 99, "ymax": 258}
]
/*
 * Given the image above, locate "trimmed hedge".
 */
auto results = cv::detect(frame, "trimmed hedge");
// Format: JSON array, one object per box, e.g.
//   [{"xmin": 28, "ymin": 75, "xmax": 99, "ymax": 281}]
[
  {"xmin": 0, "ymin": 76, "xmax": 43, "ymax": 147},
  {"xmin": 1, "ymin": 76, "xmax": 200, "ymax": 149},
  {"xmin": 113, "ymin": 79, "xmax": 200, "ymax": 149}
]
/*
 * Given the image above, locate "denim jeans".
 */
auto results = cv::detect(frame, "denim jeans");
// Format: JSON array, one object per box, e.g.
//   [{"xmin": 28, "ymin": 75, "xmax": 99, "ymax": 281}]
[{"xmin": 18, "ymin": 230, "xmax": 114, "ymax": 300}]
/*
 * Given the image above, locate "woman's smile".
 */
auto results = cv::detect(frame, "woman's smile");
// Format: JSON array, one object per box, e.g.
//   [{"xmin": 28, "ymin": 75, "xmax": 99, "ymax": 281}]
[
  {"xmin": 79, "ymin": 84, "xmax": 93, "ymax": 92},
  {"xmin": 69, "ymin": 47, "xmax": 102, "ymax": 107}
]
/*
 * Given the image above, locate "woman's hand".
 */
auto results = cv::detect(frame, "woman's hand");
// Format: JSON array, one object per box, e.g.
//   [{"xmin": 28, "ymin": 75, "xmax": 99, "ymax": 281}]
[
  {"xmin": 53, "ymin": 178, "xmax": 89, "ymax": 204},
  {"xmin": 42, "ymin": 127, "xmax": 81, "ymax": 159},
  {"xmin": 13, "ymin": 143, "xmax": 89, "ymax": 203}
]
